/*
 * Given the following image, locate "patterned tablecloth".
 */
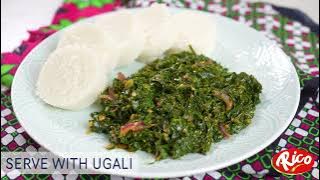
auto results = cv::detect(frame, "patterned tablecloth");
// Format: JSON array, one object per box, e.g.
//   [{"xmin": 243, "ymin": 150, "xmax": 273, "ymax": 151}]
[{"xmin": 1, "ymin": 0, "xmax": 319, "ymax": 179}]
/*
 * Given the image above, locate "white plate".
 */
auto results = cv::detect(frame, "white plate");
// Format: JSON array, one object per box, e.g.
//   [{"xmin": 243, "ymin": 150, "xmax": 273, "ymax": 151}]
[{"xmin": 11, "ymin": 8, "xmax": 300, "ymax": 178}]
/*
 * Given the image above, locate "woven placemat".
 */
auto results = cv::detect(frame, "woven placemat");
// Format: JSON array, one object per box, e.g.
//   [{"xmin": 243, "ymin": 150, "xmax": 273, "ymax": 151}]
[{"xmin": 1, "ymin": 0, "xmax": 319, "ymax": 179}]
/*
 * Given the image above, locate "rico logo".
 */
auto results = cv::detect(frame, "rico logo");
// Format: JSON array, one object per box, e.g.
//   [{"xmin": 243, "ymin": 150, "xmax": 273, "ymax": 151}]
[{"xmin": 271, "ymin": 148, "xmax": 315, "ymax": 175}]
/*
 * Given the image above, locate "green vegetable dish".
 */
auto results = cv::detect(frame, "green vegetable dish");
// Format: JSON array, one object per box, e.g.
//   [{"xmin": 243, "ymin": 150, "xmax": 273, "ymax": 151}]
[{"xmin": 89, "ymin": 50, "xmax": 262, "ymax": 160}]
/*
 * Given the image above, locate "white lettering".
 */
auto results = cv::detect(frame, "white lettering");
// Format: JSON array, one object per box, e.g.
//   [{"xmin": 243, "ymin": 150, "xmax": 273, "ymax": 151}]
[
  {"xmin": 275, "ymin": 151, "xmax": 312, "ymax": 171},
  {"xmin": 304, "ymin": 156, "xmax": 312, "ymax": 164},
  {"xmin": 276, "ymin": 151, "xmax": 294, "ymax": 171}
]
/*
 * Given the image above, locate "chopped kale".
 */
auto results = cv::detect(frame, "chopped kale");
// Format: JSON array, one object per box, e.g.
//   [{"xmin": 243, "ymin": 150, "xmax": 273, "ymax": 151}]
[{"xmin": 89, "ymin": 51, "xmax": 262, "ymax": 160}]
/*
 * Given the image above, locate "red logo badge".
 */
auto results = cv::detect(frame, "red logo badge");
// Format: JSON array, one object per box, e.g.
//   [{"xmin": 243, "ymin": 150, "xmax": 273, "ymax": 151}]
[{"xmin": 271, "ymin": 148, "xmax": 315, "ymax": 175}]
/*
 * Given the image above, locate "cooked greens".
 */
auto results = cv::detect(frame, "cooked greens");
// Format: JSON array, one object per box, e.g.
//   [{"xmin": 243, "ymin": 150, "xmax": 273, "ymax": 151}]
[{"xmin": 89, "ymin": 51, "xmax": 262, "ymax": 160}]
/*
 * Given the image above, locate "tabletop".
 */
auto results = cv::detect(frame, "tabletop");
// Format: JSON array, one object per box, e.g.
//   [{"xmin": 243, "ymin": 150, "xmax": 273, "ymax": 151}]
[{"xmin": 1, "ymin": 0, "xmax": 319, "ymax": 53}]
